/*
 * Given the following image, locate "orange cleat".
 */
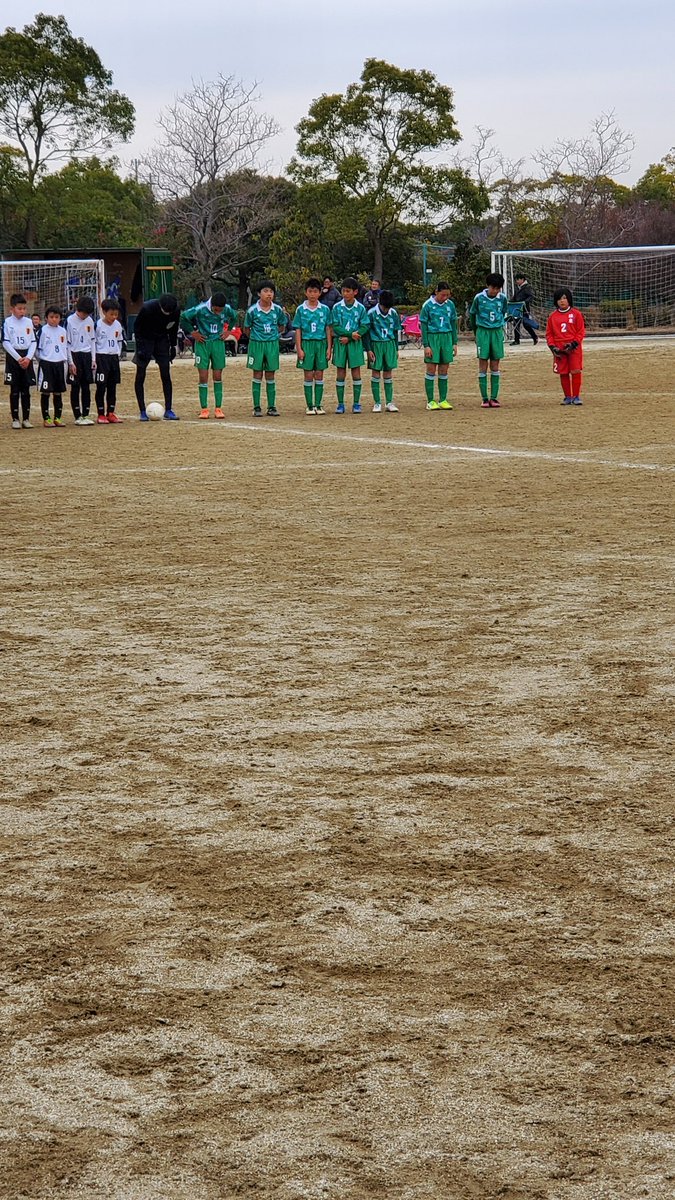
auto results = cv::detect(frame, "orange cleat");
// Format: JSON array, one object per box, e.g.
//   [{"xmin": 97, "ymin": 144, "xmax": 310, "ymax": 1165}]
[
  {"xmin": 214, "ymin": 408, "xmax": 225, "ymax": 419},
  {"xmin": 199, "ymin": 409, "xmax": 210, "ymax": 419}
]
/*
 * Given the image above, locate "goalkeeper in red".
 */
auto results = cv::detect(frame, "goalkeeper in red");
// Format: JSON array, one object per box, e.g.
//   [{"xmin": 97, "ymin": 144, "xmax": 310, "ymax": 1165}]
[{"xmin": 546, "ymin": 288, "xmax": 586, "ymax": 406}]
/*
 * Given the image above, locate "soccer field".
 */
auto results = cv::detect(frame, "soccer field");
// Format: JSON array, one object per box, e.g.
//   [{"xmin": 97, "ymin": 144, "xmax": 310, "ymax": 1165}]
[{"xmin": 1, "ymin": 340, "xmax": 674, "ymax": 1199}]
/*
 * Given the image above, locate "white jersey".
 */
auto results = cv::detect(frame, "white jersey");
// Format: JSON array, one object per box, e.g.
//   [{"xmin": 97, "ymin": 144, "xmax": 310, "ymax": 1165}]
[
  {"xmin": 95, "ymin": 318, "xmax": 124, "ymax": 357},
  {"xmin": 37, "ymin": 323, "xmax": 68, "ymax": 364},
  {"xmin": 66, "ymin": 312, "xmax": 96, "ymax": 362},
  {"xmin": 3, "ymin": 313, "xmax": 37, "ymax": 362}
]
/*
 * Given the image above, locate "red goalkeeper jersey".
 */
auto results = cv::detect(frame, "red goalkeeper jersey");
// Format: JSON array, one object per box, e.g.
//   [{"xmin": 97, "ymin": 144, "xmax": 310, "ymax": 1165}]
[{"xmin": 546, "ymin": 307, "xmax": 586, "ymax": 348}]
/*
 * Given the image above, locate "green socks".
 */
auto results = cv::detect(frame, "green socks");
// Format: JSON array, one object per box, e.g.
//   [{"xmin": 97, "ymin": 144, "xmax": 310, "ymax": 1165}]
[
  {"xmin": 266, "ymin": 380, "xmax": 276, "ymax": 409},
  {"xmin": 384, "ymin": 379, "xmax": 394, "ymax": 406},
  {"xmin": 199, "ymin": 383, "xmax": 208, "ymax": 409},
  {"xmin": 314, "ymin": 381, "xmax": 324, "ymax": 409},
  {"xmin": 213, "ymin": 380, "xmax": 223, "ymax": 408},
  {"xmin": 478, "ymin": 373, "xmax": 488, "ymax": 401},
  {"xmin": 304, "ymin": 382, "xmax": 313, "ymax": 410},
  {"xmin": 490, "ymin": 372, "xmax": 501, "ymax": 400},
  {"xmin": 371, "ymin": 378, "xmax": 381, "ymax": 404},
  {"xmin": 438, "ymin": 375, "xmax": 448, "ymax": 403},
  {"xmin": 336, "ymin": 380, "xmax": 346, "ymax": 404},
  {"xmin": 252, "ymin": 379, "xmax": 262, "ymax": 409},
  {"xmin": 353, "ymin": 381, "xmax": 362, "ymax": 406},
  {"xmin": 424, "ymin": 374, "xmax": 435, "ymax": 403}
]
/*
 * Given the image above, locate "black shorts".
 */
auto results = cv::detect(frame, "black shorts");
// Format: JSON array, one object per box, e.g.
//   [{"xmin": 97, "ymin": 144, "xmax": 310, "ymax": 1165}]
[
  {"xmin": 38, "ymin": 360, "xmax": 68, "ymax": 393},
  {"xmin": 69, "ymin": 351, "xmax": 94, "ymax": 384},
  {"xmin": 134, "ymin": 337, "xmax": 170, "ymax": 366},
  {"xmin": 4, "ymin": 355, "xmax": 35, "ymax": 389},
  {"xmin": 95, "ymin": 354, "xmax": 121, "ymax": 385}
]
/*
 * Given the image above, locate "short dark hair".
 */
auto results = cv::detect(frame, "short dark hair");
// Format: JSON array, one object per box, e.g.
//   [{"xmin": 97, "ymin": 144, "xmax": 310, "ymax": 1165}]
[
  {"xmin": 10, "ymin": 293, "xmax": 26, "ymax": 306},
  {"xmin": 45, "ymin": 305, "xmax": 63, "ymax": 318},
  {"xmin": 323, "ymin": 276, "xmax": 333, "ymax": 283},
  {"xmin": 341, "ymin": 276, "xmax": 359, "ymax": 291},
  {"xmin": 257, "ymin": 279, "xmax": 276, "ymax": 295},
  {"xmin": 435, "ymin": 280, "xmax": 451, "ymax": 293},
  {"xmin": 305, "ymin": 277, "xmax": 322, "ymax": 291},
  {"xmin": 370, "ymin": 279, "xmax": 380, "ymax": 287},
  {"xmin": 159, "ymin": 293, "xmax": 178, "ymax": 312},
  {"xmin": 76, "ymin": 295, "xmax": 95, "ymax": 314},
  {"xmin": 486, "ymin": 272, "xmax": 505, "ymax": 288},
  {"xmin": 379, "ymin": 289, "xmax": 394, "ymax": 308},
  {"xmin": 553, "ymin": 287, "xmax": 574, "ymax": 306},
  {"xmin": 515, "ymin": 273, "xmax": 527, "ymax": 281},
  {"xmin": 211, "ymin": 291, "xmax": 227, "ymax": 307},
  {"xmin": 101, "ymin": 298, "xmax": 119, "ymax": 313}
]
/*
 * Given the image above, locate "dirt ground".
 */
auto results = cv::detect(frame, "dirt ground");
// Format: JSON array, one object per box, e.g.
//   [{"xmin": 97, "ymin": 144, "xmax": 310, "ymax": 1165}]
[{"xmin": 1, "ymin": 339, "xmax": 673, "ymax": 1200}]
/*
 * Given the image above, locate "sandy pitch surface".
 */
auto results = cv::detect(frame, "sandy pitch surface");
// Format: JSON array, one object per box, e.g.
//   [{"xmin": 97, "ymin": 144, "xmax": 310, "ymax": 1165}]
[{"xmin": 1, "ymin": 341, "xmax": 673, "ymax": 1199}]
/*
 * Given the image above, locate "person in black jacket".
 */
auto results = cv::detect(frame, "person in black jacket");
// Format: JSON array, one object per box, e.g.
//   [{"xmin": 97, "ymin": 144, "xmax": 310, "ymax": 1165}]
[
  {"xmin": 319, "ymin": 277, "xmax": 341, "ymax": 310},
  {"xmin": 511, "ymin": 274, "xmax": 538, "ymax": 345},
  {"xmin": 133, "ymin": 293, "xmax": 181, "ymax": 420}
]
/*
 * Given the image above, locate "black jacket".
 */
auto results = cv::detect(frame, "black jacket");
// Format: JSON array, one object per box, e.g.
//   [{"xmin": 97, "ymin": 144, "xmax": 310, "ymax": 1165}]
[
  {"xmin": 512, "ymin": 282, "xmax": 535, "ymax": 312},
  {"xmin": 134, "ymin": 300, "xmax": 181, "ymax": 348},
  {"xmin": 319, "ymin": 285, "xmax": 341, "ymax": 310}
]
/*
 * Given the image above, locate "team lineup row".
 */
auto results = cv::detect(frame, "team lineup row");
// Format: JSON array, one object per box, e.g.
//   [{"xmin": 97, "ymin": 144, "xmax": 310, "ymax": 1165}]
[{"xmin": 2, "ymin": 273, "xmax": 588, "ymax": 428}]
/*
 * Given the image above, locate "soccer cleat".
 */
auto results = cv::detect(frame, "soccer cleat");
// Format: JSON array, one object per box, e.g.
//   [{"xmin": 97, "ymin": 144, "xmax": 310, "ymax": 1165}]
[
  {"xmin": 489, "ymin": 399, "xmax": 501, "ymax": 408},
  {"xmin": 214, "ymin": 408, "xmax": 225, "ymax": 419},
  {"xmin": 199, "ymin": 409, "xmax": 210, "ymax": 419},
  {"xmin": 253, "ymin": 407, "xmax": 263, "ymax": 417},
  {"xmin": 22, "ymin": 419, "xmax": 33, "ymax": 428},
  {"xmin": 96, "ymin": 414, "xmax": 109, "ymax": 424},
  {"xmin": 305, "ymin": 407, "xmax": 315, "ymax": 416},
  {"xmin": 11, "ymin": 418, "xmax": 21, "ymax": 429},
  {"xmin": 106, "ymin": 412, "xmax": 123, "ymax": 423},
  {"xmin": 139, "ymin": 410, "xmax": 149, "ymax": 421},
  {"xmin": 480, "ymin": 401, "xmax": 491, "ymax": 408},
  {"xmin": 438, "ymin": 400, "xmax": 453, "ymax": 410},
  {"xmin": 266, "ymin": 407, "xmax": 279, "ymax": 416},
  {"xmin": 43, "ymin": 416, "xmax": 54, "ymax": 427},
  {"xmin": 385, "ymin": 402, "xmax": 399, "ymax": 412},
  {"xmin": 571, "ymin": 397, "xmax": 583, "ymax": 406},
  {"xmin": 335, "ymin": 402, "xmax": 345, "ymax": 414},
  {"xmin": 54, "ymin": 417, "xmax": 64, "ymax": 426},
  {"xmin": 372, "ymin": 403, "xmax": 382, "ymax": 413},
  {"xmin": 315, "ymin": 406, "xmax": 326, "ymax": 414},
  {"xmin": 427, "ymin": 401, "xmax": 441, "ymax": 411},
  {"xmin": 163, "ymin": 409, "xmax": 179, "ymax": 420},
  {"xmin": 352, "ymin": 402, "xmax": 361, "ymax": 413},
  {"xmin": 80, "ymin": 416, "xmax": 95, "ymax": 426},
  {"xmin": 561, "ymin": 398, "xmax": 572, "ymax": 405}
]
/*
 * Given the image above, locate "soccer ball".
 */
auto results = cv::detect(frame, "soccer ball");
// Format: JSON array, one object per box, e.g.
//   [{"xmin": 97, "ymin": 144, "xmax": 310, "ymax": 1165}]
[{"xmin": 146, "ymin": 402, "xmax": 165, "ymax": 421}]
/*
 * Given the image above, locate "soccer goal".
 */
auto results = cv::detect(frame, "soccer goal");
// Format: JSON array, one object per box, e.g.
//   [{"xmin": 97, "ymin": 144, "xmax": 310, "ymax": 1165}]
[
  {"xmin": 491, "ymin": 245, "xmax": 675, "ymax": 335},
  {"xmin": 0, "ymin": 258, "xmax": 106, "ymax": 319}
]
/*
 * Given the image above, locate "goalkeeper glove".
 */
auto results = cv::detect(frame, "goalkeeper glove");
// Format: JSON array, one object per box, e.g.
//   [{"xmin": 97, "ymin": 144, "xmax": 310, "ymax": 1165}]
[{"xmin": 550, "ymin": 346, "xmax": 564, "ymax": 356}]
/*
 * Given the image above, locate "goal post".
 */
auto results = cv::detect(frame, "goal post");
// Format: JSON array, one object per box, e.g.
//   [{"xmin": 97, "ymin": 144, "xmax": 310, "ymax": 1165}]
[
  {"xmin": 0, "ymin": 258, "xmax": 106, "ymax": 319},
  {"xmin": 491, "ymin": 245, "xmax": 675, "ymax": 334}
]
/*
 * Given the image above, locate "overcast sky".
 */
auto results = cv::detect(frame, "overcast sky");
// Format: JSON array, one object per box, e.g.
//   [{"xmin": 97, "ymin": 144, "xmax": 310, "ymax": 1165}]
[{"xmin": 15, "ymin": 0, "xmax": 675, "ymax": 182}]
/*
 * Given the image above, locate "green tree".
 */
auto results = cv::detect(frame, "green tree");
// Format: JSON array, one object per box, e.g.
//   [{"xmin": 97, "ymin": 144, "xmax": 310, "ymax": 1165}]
[
  {"xmin": 633, "ymin": 153, "xmax": 675, "ymax": 207},
  {"xmin": 0, "ymin": 144, "xmax": 29, "ymax": 246},
  {"xmin": 32, "ymin": 158, "xmax": 156, "ymax": 248},
  {"xmin": 291, "ymin": 58, "xmax": 487, "ymax": 280},
  {"xmin": 0, "ymin": 13, "xmax": 134, "ymax": 243}
]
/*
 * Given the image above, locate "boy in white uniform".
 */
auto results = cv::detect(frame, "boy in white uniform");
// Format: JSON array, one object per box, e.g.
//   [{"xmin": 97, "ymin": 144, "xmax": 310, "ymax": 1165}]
[
  {"xmin": 37, "ymin": 306, "xmax": 68, "ymax": 426},
  {"xmin": 3, "ymin": 293, "xmax": 37, "ymax": 428},
  {"xmin": 94, "ymin": 299, "xmax": 124, "ymax": 423},
  {"xmin": 67, "ymin": 295, "xmax": 96, "ymax": 425}
]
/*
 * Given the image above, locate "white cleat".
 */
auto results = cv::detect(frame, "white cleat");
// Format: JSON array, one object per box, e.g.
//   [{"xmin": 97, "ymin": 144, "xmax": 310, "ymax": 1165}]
[
  {"xmin": 385, "ymin": 402, "xmax": 399, "ymax": 412},
  {"xmin": 11, "ymin": 418, "xmax": 21, "ymax": 429},
  {"xmin": 372, "ymin": 403, "xmax": 382, "ymax": 413},
  {"xmin": 79, "ymin": 417, "xmax": 95, "ymax": 426},
  {"xmin": 21, "ymin": 419, "xmax": 33, "ymax": 428}
]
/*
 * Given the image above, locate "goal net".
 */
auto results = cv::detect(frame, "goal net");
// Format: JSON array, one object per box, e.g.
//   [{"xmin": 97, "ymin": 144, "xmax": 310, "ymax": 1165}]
[
  {"xmin": 491, "ymin": 246, "xmax": 675, "ymax": 334},
  {"xmin": 0, "ymin": 258, "xmax": 105, "ymax": 320}
]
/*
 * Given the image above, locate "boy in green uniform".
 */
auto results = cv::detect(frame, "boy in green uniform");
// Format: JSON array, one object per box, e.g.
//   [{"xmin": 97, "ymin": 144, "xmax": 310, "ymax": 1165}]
[
  {"xmin": 180, "ymin": 292, "xmax": 236, "ymax": 418},
  {"xmin": 365, "ymin": 290, "xmax": 401, "ymax": 412},
  {"xmin": 244, "ymin": 281, "xmax": 287, "ymax": 416},
  {"xmin": 420, "ymin": 281, "xmax": 458, "ymax": 411},
  {"xmin": 292, "ymin": 277, "xmax": 333, "ymax": 415},
  {"xmin": 469, "ymin": 272, "xmax": 509, "ymax": 408},
  {"xmin": 331, "ymin": 277, "xmax": 370, "ymax": 413}
]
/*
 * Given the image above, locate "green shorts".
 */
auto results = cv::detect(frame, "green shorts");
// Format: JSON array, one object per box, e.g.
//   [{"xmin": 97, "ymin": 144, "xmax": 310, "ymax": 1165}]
[
  {"xmin": 246, "ymin": 339, "xmax": 280, "ymax": 372},
  {"xmin": 332, "ymin": 339, "xmax": 365, "ymax": 369},
  {"xmin": 369, "ymin": 340, "xmax": 398, "ymax": 372},
  {"xmin": 475, "ymin": 327, "xmax": 505, "ymax": 360},
  {"xmin": 297, "ymin": 340, "xmax": 329, "ymax": 372},
  {"xmin": 424, "ymin": 332, "xmax": 456, "ymax": 365},
  {"xmin": 194, "ymin": 339, "xmax": 226, "ymax": 371}
]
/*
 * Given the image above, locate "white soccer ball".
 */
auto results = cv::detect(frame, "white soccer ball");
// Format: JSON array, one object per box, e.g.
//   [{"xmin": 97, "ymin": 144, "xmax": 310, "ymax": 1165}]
[{"xmin": 146, "ymin": 402, "xmax": 165, "ymax": 421}]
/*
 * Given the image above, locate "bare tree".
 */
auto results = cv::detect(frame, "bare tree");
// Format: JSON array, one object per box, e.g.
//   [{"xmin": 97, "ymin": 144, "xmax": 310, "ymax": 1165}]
[{"xmin": 144, "ymin": 75, "xmax": 282, "ymax": 291}]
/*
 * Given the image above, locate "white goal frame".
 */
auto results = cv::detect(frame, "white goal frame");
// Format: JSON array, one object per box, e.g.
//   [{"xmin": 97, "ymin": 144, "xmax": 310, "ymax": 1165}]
[
  {"xmin": 0, "ymin": 258, "xmax": 106, "ymax": 319},
  {"xmin": 491, "ymin": 245, "xmax": 675, "ymax": 335}
]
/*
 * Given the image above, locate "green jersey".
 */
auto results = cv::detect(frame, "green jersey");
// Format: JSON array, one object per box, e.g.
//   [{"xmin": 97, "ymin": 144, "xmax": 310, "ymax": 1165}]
[
  {"xmin": 330, "ymin": 299, "xmax": 369, "ymax": 339},
  {"xmin": 469, "ymin": 290, "xmax": 508, "ymax": 330},
  {"xmin": 181, "ymin": 300, "xmax": 236, "ymax": 341},
  {"xmin": 244, "ymin": 301, "xmax": 287, "ymax": 341},
  {"xmin": 420, "ymin": 296, "xmax": 458, "ymax": 342},
  {"xmin": 366, "ymin": 305, "xmax": 402, "ymax": 343},
  {"xmin": 292, "ymin": 301, "xmax": 331, "ymax": 340}
]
